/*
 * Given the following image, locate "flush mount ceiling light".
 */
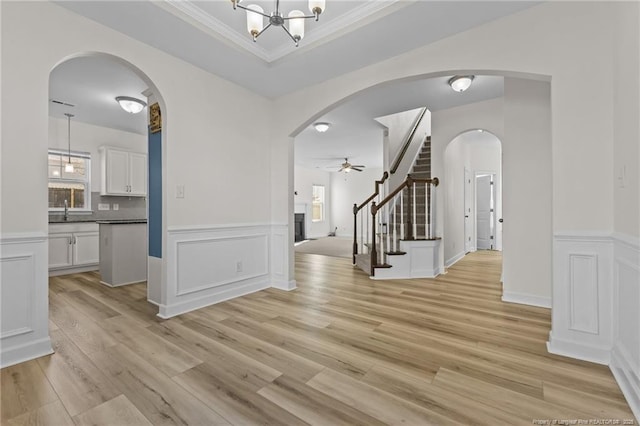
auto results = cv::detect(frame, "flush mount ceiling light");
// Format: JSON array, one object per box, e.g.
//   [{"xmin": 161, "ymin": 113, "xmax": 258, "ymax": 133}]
[
  {"xmin": 64, "ymin": 113, "xmax": 74, "ymax": 173},
  {"xmin": 448, "ymin": 75, "xmax": 475, "ymax": 92},
  {"xmin": 116, "ymin": 96, "xmax": 147, "ymax": 114},
  {"xmin": 231, "ymin": 0, "xmax": 325, "ymax": 47},
  {"xmin": 314, "ymin": 122, "xmax": 331, "ymax": 133}
]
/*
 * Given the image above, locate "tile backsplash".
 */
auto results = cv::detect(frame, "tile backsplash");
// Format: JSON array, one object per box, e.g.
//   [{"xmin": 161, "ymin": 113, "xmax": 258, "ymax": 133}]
[{"xmin": 49, "ymin": 192, "xmax": 146, "ymax": 223}]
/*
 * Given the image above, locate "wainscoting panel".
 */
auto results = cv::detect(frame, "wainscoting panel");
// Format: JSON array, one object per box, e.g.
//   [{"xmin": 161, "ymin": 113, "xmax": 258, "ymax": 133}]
[
  {"xmin": 0, "ymin": 233, "xmax": 52, "ymax": 368},
  {"xmin": 162, "ymin": 224, "xmax": 293, "ymax": 318},
  {"xmin": 569, "ymin": 254, "xmax": 599, "ymax": 334},
  {"xmin": 548, "ymin": 233, "xmax": 613, "ymax": 364},
  {"xmin": 610, "ymin": 233, "xmax": 640, "ymax": 420}
]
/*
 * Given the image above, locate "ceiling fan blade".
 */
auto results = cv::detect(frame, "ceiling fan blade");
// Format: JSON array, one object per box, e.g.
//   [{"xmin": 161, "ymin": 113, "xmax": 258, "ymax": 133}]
[
  {"xmin": 351, "ymin": 167, "xmax": 364, "ymax": 172},
  {"xmin": 351, "ymin": 165, "xmax": 365, "ymax": 168},
  {"xmin": 338, "ymin": 166, "xmax": 346, "ymax": 172}
]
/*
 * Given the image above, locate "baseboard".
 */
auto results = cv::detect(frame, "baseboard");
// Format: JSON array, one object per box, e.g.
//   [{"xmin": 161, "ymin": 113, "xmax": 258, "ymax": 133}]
[
  {"xmin": 0, "ymin": 337, "xmax": 53, "ymax": 369},
  {"xmin": 157, "ymin": 279, "xmax": 270, "ymax": 319},
  {"xmin": 546, "ymin": 332, "xmax": 610, "ymax": 365},
  {"xmin": 100, "ymin": 279, "xmax": 146, "ymax": 287},
  {"xmin": 445, "ymin": 251, "xmax": 465, "ymax": 267},
  {"xmin": 502, "ymin": 291, "xmax": 551, "ymax": 308},
  {"xmin": 49, "ymin": 265, "xmax": 98, "ymax": 277},
  {"xmin": 271, "ymin": 279, "xmax": 296, "ymax": 291},
  {"xmin": 610, "ymin": 346, "xmax": 640, "ymax": 421}
]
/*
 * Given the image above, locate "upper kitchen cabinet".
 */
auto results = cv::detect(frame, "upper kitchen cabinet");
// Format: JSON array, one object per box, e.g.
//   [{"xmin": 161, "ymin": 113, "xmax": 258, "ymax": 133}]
[{"xmin": 99, "ymin": 146, "xmax": 147, "ymax": 196}]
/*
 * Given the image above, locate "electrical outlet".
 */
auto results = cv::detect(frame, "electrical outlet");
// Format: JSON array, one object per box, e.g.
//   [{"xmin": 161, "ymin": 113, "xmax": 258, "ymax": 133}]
[
  {"xmin": 98, "ymin": 203, "xmax": 110, "ymax": 211},
  {"xmin": 112, "ymin": 203, "xmax": 119, "ymax": 211},
  {"xmin": 176, "ymin": 185, "xmax": 185, "ymax": 198},
  {"xmin": 236, "ymin": 261, "xmax": 243, "ymax": 272}
]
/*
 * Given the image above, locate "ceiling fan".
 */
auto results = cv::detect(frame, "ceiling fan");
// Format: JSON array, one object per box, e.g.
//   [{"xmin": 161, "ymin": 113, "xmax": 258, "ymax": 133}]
[{"xmin": 335, "ymin": 158, "xmax": 365, "ymax": 173}]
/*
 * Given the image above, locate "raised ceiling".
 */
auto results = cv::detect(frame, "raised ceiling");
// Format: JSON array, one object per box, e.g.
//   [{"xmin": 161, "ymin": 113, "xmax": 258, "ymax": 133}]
[{"xmin": 51, "ymin": 1, "xmax": 534, "ymax": 168}]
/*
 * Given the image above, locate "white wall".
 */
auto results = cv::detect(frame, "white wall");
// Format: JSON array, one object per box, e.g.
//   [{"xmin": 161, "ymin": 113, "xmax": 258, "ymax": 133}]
[
  {"xmin": 48, "ymin": 117, "xmax": 146, "ymax": 191},
  {"xmin": 294, "ymin": 166, "xmax": 331, "ymax": 239},
  {"xmin": 444, "ymin": 131, "xmax": 502, "ymax": 266},
  {"xmin": 502, "ymin": 78, "xmax": 552, "ymax": 306},
  {"xmin": 331, "ymin": 167, "xmax": 384, "ymax": 238}
]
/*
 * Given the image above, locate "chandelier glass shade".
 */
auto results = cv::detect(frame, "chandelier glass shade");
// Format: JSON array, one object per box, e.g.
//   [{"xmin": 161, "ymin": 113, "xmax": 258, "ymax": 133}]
[{"xmin": 232, "ymin": 0, "xmax": 325, "ymax": 46}]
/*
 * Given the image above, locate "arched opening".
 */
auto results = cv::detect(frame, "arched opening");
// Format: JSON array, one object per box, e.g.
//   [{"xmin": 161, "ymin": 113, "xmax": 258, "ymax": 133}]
[
  {"xmin": 444, "ymin": 130, "xmax": 502, "ymax": 265},
  {"xmin": 289, "ymin": 72, "xmax": 552, "ymax": 308},
  {"xmin": 47, "ymin": 52, "xmax": 166, "ymax": 308}
]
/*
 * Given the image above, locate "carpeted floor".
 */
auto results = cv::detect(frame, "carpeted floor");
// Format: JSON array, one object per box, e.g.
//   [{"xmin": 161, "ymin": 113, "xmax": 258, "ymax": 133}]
[{"xmin": 294, "ymin": 237, "xmax": 352, "ymax": 258}]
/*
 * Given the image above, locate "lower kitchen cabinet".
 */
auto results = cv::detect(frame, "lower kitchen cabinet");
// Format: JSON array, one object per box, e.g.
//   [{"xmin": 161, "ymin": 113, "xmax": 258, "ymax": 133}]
[{"xmin": 48, "ymin": 222, "xmax": 99, "ymax": 275}]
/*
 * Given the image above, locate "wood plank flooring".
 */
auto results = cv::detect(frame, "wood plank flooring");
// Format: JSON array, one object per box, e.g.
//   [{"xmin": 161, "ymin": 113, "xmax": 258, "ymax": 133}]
[{"xmin": 1, "ymin": 251, "xmax": 636, "ymax": 425}]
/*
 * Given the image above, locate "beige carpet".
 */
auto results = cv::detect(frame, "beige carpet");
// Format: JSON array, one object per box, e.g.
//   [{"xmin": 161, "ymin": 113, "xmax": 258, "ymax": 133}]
[{"xmin": 294, "ymin": 237, "xmax": 352, "ymax": 258}]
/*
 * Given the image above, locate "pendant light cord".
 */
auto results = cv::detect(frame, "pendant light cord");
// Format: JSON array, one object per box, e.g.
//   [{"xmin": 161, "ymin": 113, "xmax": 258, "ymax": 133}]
[{"xmin": 65, "ymin": 113, "xmax": 74, "ymax": 163}]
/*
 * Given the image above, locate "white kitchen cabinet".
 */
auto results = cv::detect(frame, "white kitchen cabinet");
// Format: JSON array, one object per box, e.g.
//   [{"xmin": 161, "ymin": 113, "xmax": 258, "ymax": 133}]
[
  {"xmin": 99, "ymin": 146, "xmax": 147, "ymax": 197},
  {"xmin": 49, "ymin": 223, "xmax": 99, "ymax": 275}
]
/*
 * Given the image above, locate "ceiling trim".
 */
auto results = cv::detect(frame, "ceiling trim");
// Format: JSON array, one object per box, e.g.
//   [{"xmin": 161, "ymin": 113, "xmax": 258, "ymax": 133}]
[{"xmin": 158, "ymin": 0, "xmax": 403, "ymax": 63}]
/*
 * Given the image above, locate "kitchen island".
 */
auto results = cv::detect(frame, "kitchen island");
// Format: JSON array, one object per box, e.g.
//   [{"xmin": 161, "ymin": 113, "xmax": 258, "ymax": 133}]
[{"xmin": 97, "ymin": 220, "xmax": 147, "ymax": 286}]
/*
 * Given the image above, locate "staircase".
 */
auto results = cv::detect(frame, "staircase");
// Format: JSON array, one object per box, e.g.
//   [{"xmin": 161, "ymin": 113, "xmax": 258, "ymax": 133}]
[{"xmin": 353, "ymin": 136, "xmax": 441, "ymax": 279}]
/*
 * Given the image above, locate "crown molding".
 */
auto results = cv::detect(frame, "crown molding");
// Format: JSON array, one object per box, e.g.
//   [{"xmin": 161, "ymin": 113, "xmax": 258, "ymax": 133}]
[{"xmin": 157, "ymin": 0, "xmax": 403, "ymax": 64}]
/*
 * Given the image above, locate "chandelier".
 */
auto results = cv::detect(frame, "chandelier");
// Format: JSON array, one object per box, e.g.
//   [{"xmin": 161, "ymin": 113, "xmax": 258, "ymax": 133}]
[{"xmin": 231, "ymin": 0, "xmax": 326, "ymax": 47}]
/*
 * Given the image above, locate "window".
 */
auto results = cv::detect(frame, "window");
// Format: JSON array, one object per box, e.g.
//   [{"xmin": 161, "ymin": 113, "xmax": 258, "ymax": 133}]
[
  {"xmin": 312, "ymin": 184, "xmax": 325, "ymax": 222},
  {"xmin": 48, "ymin": 149, "xmax": 91, "ymax": 211}
]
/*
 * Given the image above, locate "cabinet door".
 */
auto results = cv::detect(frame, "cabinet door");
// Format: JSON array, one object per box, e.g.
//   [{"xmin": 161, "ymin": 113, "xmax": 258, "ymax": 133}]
[
  {"xmin": 49, "ymin": 233, "xmax": 73, "ymax": 269},
  {"xmin": 73, "ymin": 232, "xmax": 99, "ymax": 266},
  {"xmin": 128, "ymin": 152, "xmax": 147, "ymax": 196},
  {"xmin": 105, "ymin": 149, "xmax": 129, "ymax": 195}
]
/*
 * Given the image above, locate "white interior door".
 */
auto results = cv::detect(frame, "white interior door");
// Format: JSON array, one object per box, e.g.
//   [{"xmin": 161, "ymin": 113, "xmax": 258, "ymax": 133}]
[
  {"xmin": 476, "ymin": 174, "xmax": 494, "ymax": 250},
  {"xmin": 464, "ymin": 168, "xmax": 472, "ymax": 253}
]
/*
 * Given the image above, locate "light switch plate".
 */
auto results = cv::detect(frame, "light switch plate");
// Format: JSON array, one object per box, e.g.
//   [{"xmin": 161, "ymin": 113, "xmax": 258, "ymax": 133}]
[
  {"xmin": 98, "ymin": 203, "xmax": 110, "ymax": 211},
  {"xmin": 176, "ymin": 185, "xmax": 185, "ymax": 198},
  {"xmin": 113, "ymin": 203, "xmax": 119, "ymax": 211}
]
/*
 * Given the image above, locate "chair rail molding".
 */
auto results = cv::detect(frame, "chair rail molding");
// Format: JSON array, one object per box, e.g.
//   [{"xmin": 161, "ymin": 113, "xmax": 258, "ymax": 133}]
[{"xmin": 0, "ymin": 232, "xmax": 53, "ymax": 368}]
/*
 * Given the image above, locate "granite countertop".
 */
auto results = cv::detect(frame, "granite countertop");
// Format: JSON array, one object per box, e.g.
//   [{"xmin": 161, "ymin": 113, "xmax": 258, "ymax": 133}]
[
  {"xmin": 95, "ymin": 219, "xmax": 147, "ymax": 224},
  {"xmin": 49, "ymin": 218, "xmax": 98, "ymax": 224}
]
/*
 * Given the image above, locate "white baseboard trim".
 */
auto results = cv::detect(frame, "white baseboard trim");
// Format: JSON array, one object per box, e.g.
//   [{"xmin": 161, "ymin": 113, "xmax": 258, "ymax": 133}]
[
  {"xmin": 502, "ymin": 291, "xmax": 551, "ymax": 308},
  {"xmin": 546, "ymin": 332, "xmax": 610, "ymax": 365},
  {"xmin": 157, "ymin": 279, "xmax": 270, "ymax": 319},
  {"xmin": 0, "ymin": 337, "xmax": 53, "ymax": 369},
  {"xmin": 271, "ymin": 279, "xmax": 296, "ymax": 291},
  {"xmin": 100, "ymin": 279, "xmax": 146, "ymax": 288},
  {"xmin": 610, "ymin": 346, "xmax": 640, "ymax": 421},
  {"xmin": 49, "ymin": 265, "xmax": 98, "ymax": 277},
  {"xmin": 445, "ymin": 251, "xmax": 465, "ymax": 268}
]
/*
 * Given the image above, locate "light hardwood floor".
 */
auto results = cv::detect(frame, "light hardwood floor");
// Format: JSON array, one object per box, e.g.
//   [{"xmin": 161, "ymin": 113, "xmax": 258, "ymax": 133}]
[{"xmin": 1, "ymin": 251, "xmax": 636, "ymax": 425}]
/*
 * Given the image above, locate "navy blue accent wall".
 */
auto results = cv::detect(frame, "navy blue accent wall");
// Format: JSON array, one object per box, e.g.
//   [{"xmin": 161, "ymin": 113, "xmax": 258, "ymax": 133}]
[{"xmin": 148, "ymin": 130, "xmax": 162, "ymax": 258}]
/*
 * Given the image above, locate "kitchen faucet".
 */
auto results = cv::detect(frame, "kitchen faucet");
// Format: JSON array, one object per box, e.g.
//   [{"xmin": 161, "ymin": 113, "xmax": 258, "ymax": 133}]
[{"xmin": 64, "ymin": 199, "xmax": 69, "ymax": 221}]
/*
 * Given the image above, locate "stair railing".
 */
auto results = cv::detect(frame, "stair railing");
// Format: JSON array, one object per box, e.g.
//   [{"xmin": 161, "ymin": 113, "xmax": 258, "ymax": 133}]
[
  {"xmin": 390, "ymin": 107, "xmax": 428, "ymax": 175},
  {"xmin": 354, "ymin": 174, "xmax": 439, "ymax": 276},
  {"xmin": 352, "ymin": 171, "xmax": 389, "ymax": 264}
]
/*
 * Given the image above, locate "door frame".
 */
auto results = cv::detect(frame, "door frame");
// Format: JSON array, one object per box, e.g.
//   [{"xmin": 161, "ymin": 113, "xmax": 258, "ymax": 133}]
[{"xmin": 474, "ymin": 171, "xmax": 498, "ymax": 250}]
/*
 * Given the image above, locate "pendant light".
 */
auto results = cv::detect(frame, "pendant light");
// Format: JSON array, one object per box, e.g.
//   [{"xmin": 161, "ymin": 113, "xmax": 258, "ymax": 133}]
[{"xmin": 64, "ymin": 113, "xmax": 74, "ymax": 173}]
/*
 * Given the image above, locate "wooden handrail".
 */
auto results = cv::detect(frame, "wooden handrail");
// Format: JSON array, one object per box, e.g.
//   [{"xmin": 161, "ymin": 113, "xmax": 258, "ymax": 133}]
[
  {"xmin": 390, "ymin": 107, "xmax": 428, "ymax": 175},
  {"xmin": 355, "ymin": 171, "xmax": 389, "ymax": 212}
]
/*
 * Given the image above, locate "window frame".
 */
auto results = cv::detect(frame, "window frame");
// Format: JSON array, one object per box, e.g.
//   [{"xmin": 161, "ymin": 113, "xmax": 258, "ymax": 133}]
[
  {"xmin": 48, "ymin": 148, "xmax": 92, "ymax": 213},
  {"xmin": 311, "ymin": 184, "xmax": 325, "ymax": 223}
]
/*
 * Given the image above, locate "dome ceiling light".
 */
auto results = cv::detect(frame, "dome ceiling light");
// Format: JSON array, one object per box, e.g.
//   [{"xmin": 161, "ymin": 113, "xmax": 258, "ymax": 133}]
[
  {"xmin": 116, "ymin": 96, "xmax": 147, "ymax": 114},
  {"xmin": 448, "ymin": 75, "xmax": 475, "ymax": 92},
  {"xmin": 314, "ymin": 122, "xmax": 331, "ymax": 133}
]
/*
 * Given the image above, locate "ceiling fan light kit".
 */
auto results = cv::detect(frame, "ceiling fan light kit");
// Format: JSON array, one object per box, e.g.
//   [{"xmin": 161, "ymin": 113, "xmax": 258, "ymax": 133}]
[
  {"xmin": 448, "ymin": 75, "xmax": 474, "ymax": 92},
  {"xmin": 232, "ymin": 0, "xmax": 325, "ymax": 47}
]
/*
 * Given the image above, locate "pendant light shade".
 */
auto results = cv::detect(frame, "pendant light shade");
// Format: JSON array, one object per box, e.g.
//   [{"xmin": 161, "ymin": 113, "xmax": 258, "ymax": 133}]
[
  {"xmin": 115, "ymin": 96, "xmax": 147, "ymax": 114},
  {"xmin": 64, "ymin": 113, "xmax": 74, "ymax": 173}
]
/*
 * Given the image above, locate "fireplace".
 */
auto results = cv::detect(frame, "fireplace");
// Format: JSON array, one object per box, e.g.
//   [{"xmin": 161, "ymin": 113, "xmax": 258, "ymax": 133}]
[{"xmin": 294, "ymin": 213, "xmax": 305, "ymax": 242}]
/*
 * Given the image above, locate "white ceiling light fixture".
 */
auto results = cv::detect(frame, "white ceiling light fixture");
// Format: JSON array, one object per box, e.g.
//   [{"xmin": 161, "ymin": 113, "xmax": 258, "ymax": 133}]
[
  {"xmin": 64, "ymin": 113, "xmax": 75, "ymax": 173},
  {"xmin": 448, "ymin": 75, "xmax": 475, "ymax": 92},
  {"xmin": 231, "ymin": 0, "xmax": 325, "ymax": 47},
  {"xmin": 115, "ymin": 96, "xmax": 147, "ymax": 114},
  {"xmin": 314, "ymin": 122, "xmax": 331, "ymax": 133}
]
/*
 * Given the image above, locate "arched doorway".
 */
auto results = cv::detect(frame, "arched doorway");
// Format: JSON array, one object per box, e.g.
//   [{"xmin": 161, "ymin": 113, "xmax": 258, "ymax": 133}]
[{"xmin": 48, "ymin": 52, "xmax": 166, "ymax": 308}]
